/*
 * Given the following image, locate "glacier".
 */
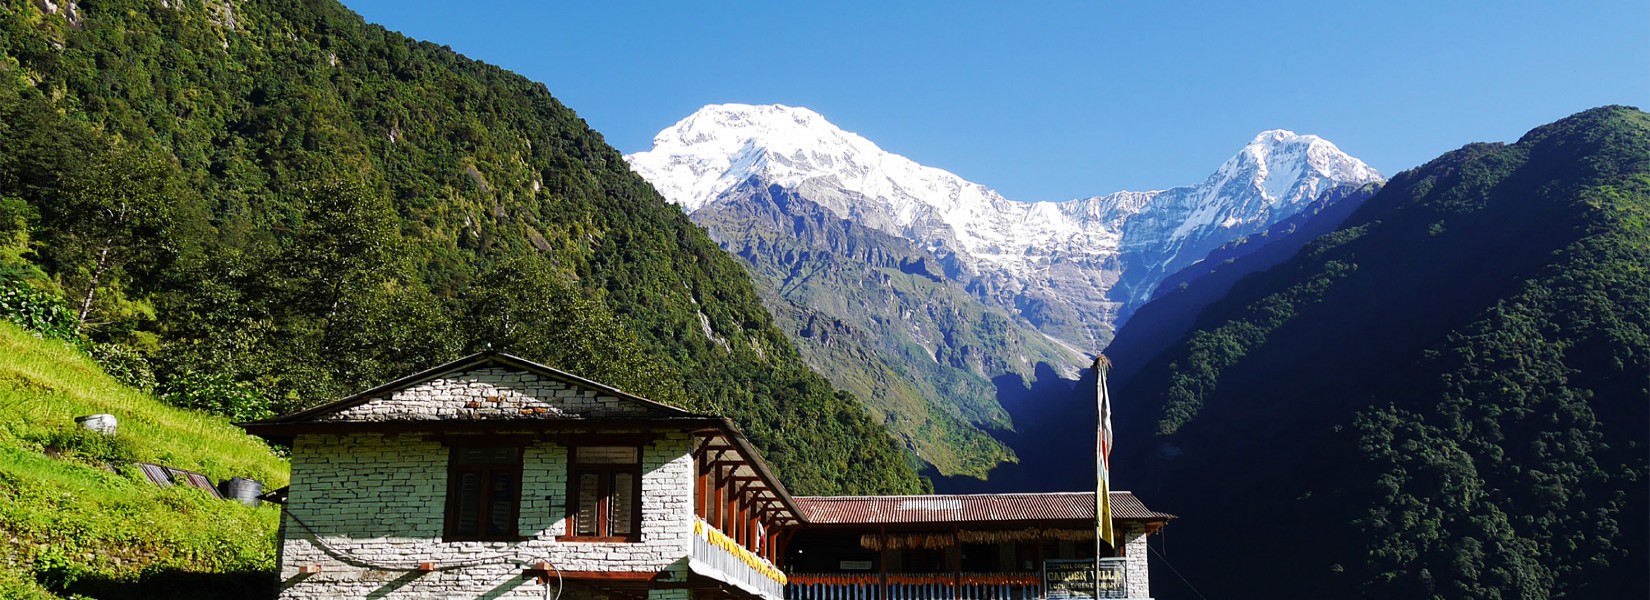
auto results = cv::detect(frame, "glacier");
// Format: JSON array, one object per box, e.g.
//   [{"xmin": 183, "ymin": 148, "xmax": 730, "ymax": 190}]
[{"xmin": 627, "ymin": 103, "xmax": 1383, "ymax": 352}]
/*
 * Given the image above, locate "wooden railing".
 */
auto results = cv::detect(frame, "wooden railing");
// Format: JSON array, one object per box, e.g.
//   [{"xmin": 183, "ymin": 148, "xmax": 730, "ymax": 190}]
[
  {"xmin": 787, "ymin": 573, "xmax": 1043, "ymax": 600},
  {"xmin": 691, "ymin": 519, "xmax": 786, "ymax": 600}
]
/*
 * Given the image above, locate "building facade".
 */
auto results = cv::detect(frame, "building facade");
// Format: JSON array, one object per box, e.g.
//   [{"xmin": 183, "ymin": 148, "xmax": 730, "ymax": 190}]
[
  {"xmin": 245, "ymin": 352, "xmax": 1173, "ymax": 600},
  {"xmin": 245, "ymin": 352, "xmax": 798, "ymax": 600}
]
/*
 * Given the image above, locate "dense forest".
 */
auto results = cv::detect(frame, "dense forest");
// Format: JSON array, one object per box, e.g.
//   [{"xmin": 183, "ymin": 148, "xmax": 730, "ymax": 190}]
[
  {"xmin": 0, "ymin": 0, "xmax": 922, "ymax": 495},
  {"xmin": 1104, "ymin": 106, "xmax": 1648, "ymax": 599}
]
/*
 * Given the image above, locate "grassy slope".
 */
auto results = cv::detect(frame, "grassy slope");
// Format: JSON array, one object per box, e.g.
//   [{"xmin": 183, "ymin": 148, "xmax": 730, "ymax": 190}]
[{"xmin": 0, "ymin": 322, "xmax": 288, "ymax": 599}]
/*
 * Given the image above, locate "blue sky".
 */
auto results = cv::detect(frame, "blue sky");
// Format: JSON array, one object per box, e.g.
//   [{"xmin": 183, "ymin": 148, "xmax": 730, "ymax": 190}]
[{"xmin": 340, "ymin": 1, "xmax": 1647, "ymax": 202}]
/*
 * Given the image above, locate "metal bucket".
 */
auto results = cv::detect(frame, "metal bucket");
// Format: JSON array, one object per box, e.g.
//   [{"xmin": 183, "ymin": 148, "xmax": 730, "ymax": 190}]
[
  {"xmin": 218, "ymin": 477, "xmax": 264, "ymax": 507},
  {"xmin": 74, "ymin": 414, "xmax": 117, "ymax": 435}
]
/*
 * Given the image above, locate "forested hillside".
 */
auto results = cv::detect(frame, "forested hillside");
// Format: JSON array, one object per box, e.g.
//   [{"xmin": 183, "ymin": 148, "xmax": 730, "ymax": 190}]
[
  {"xmin": 0, "ymin": 0, "xmax": 921, "ymax": 495},
  {"xmin": 693, "ymin": 180, "xmax": 1081, "ymax": 479},
  {"xmin": 1110, "ymin": 106, "xmax": 1648, "ymax": 599}
]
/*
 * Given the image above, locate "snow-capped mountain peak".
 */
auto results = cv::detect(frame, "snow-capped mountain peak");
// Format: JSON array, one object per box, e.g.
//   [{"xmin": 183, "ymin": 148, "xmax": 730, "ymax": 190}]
[
  {"xmin": 632, "ymin": 103, "xmax": 895, "ymax": 213},
  {"xmin": 626, "ymin": 104, "xmax": 1383, "ymax": 348}
]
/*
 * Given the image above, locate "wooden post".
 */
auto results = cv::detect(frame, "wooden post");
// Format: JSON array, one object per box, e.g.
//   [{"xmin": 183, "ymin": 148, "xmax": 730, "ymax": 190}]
[
  {"xmin": 709, "ymin": 461, "xmax": 723, "ymax": 529},
  {"xmin": 879, "ymin": 526, "xmax": 890, "ymax": 600},
  {"xmin": 729, "ymin": 468, "xmax": 742, "ymax": 540},
  {"xmin": 742, "ymin": 496, "xmax": 755, "ymax": 551},
  {"xmin": 695, "ymin": 453, "xmax": 708, "ymax": 520}
]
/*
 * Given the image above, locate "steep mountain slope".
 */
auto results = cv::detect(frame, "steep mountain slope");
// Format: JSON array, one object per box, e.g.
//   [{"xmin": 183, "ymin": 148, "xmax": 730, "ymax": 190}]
[
  {"xmin": 0, "ymin": 0, "xmax": 920, "ymax": 495},
  {"xmin": 0, "ymin": 321, "xmax": 288, "ymax": 599},
  {"xmin": 693, "ymin": 180, "xmax": 1075, "ymax": 477},
  {"xmin": 628, "ymin": 104, "xmax": 1380, "ymax": 476},
  {"xmin": 1106, "ymin": 182, "xmax": 1382, "ymax": 384},
  {"xmin": 630, "ymin": 103, "xmax": 1382, "ymax": 346},
  {"xmin": 1103, "ymin": 106, "xmax": 1648, "ymax": 599}
]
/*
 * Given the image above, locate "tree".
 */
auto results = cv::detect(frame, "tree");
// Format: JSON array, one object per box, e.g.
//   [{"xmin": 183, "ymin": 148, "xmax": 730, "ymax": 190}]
[{"xmin": 46, "ymin": 143, "xmax": 181, "ymax": 332}]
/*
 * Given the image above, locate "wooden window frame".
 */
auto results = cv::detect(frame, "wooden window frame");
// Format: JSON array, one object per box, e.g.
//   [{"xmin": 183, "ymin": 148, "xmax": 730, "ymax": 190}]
[
  {"xmin": 559, "ymin": 444, "xmax": 644, "ymax": 543},
  {"xmin": 442, "ymin": 444, "xmax": 527, "ymax": 542}
]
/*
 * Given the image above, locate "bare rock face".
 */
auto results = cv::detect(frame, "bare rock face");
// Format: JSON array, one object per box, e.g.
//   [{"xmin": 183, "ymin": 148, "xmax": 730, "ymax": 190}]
[
  {"xmin": 625, "ymin": 104, "xmax": 1382, "ymax": 477},
  {"xmin": 628, "ymin": 104, "xmax": 1382, "ymax": 352}
]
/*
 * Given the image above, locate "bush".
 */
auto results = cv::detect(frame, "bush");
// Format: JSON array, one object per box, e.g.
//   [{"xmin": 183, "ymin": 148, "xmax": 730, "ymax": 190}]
[
  {"xmin": 0, "ymin": 277, "xmax": 77, "ymax": 341},
  {"xmin": 87, "ymin": 343, "xmax": 157, "ymax": 392},
  {"xmin": 159, "ymin": 372, "xmax": 273, "ymax": 423}
]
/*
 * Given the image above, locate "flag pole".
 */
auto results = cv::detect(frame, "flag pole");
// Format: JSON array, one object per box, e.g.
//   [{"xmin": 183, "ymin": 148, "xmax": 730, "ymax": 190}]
[{"xmin": 1094, "ymin": 354, "xmax": 1113, "ymax": 599}]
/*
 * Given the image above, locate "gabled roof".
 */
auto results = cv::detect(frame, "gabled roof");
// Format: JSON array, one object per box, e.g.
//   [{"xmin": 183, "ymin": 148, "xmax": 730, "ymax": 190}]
[
  {"xmin": 238, "ymin": 351, "xmax": 805, "ymax": 524},
  {"xmin": 793, "ymin": 491, "xmax": 1175, "ymax": 525},
  {"xmin": 245, "ymin": 350, "xmax": 696, "ymax": 425}
]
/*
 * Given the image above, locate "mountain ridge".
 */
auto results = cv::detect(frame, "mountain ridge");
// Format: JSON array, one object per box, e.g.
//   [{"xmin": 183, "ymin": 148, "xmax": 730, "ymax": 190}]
[
  {"xmin": 627, "ymin": 103, "xmax": 1382, "ymax": 477},
  {"xmin": 1102, "ymin": 105, "xmax": 1649, "ymax": 599},
  {"xmin": 0, "ymin": 0, "xmax": 922, "ymax": 496},
  {"xmin": 628, "ymin": 102, "xmax": 1383, "ymax": 348}
]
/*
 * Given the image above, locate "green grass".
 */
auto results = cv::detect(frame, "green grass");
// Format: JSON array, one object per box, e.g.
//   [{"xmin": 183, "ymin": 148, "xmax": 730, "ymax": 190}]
[{"xmin": 0, "ymin": 321, "xmax": 289, "ymax": 599}]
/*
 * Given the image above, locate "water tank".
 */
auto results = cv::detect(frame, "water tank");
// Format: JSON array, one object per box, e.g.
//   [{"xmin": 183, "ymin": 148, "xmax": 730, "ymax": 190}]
[
  {"xmin": 219, "ymin": 477, "xmax": 263, "ymax": 507},
  {"xmin": 74, "ymin": 414, "xmax": 117, "ymax": 435}
]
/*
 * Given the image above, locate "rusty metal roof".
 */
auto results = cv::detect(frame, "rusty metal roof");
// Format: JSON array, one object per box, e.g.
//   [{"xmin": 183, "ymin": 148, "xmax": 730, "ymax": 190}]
[
  {"xmin": 794, "ymin": 491, "xmax": 1174, "ymax": 524},
  {"xmin": 136, "ymin": 462, "xmax": 223, "ymax": 499}
]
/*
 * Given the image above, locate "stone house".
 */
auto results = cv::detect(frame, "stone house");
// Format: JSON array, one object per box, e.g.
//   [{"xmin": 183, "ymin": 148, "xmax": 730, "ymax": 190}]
[
  {"xmin": 244, "ymin": 352, "xmax": 1174, "ymax": 600},
  {"xmin": 244, "ymin": 351, "xmax": 799, "ymax": 600}
]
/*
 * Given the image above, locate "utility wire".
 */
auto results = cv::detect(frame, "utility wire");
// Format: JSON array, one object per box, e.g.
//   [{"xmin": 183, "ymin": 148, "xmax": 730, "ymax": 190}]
[
  {"xmin": 1147, "ymin": 541, "xmax": 1210, "ymax": 600},
  {"xmin": 285, "ymin": 508, "xmax": 567, "ymax": 600}
]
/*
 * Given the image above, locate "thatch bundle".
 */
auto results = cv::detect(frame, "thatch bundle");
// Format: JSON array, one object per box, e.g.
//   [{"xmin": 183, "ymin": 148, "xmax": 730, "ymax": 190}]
[{"xmin": 859, "ymin": 529, "xmax": 1094, "ymax": 550}]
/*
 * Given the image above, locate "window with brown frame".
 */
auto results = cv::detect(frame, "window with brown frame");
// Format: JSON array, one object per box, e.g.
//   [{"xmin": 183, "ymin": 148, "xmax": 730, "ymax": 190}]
[
  {"xmin": 563, "ymin": 445, "xmax": 642, "ymax": 542},
  {"xmin": 444, "ymin": 445, "xmax": 524, "ymax": 541}
]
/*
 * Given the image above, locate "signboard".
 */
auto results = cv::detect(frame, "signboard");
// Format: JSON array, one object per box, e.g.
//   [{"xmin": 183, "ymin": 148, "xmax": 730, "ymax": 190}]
[
  {"xmin": 1043, "ymin": 559, "xmax": 1125, "ymax": 599},
  {"xmin": 1043, "ymin": 559, "xmax": 1096, "ymax": 600},
  {"xmin": 839, "ymin": 560, "xmax": 873, "ymax": 571}
]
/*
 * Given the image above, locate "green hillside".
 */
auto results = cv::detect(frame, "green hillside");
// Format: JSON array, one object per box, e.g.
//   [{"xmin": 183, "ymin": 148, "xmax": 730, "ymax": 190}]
[
  {"xmin": 0, "ymin": 321, "xmax": 288, "ymax": 599},
  {"xmin": 1111, "ymin": 106, "xmax": 1648, "ymax": 599},
  {"xmin": 0, "ymin": 0, "xmax": 921, "ymax": 494}
]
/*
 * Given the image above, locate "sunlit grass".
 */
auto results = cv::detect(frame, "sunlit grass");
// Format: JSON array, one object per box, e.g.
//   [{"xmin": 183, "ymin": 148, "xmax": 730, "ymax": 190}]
[
  {"xmin": 0, "ymin": 321, "xmax": 289, "ymax": 598},
  {"xmin": 0, "ymin": 321, "xmax": 288, "ymax": 485}
]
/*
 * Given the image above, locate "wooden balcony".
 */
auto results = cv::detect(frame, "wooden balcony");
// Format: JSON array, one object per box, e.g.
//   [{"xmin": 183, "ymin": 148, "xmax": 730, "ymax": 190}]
[
  {"xmin": 690, "ymin": 519, "xmax": 788, "ymax": 600},
  {"xmin": 786, "ymin": 559, "xmax": 1130, "ymax": 600},
  {"xmin": 787, "ymin": 572, "xmax": 1042, "ymax": 600}
]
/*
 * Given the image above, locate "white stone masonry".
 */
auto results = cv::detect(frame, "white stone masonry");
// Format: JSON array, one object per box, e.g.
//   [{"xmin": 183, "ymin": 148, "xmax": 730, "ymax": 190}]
[
  {"xmin": 1121, "ymin": 525, "xmax": 1152, "ymax": 599},
  {"xmin": 320, "ymin": 368, "xmax": 671, "ymax": 422},
  {"xmin": 275, "ymin": 431, "xmax": 694, "ymax": 599}
]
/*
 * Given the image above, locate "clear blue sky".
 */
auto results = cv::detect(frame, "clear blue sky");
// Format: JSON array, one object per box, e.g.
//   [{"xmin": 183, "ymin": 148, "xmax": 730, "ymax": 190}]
[{"xmin": 340, "ymin": 1, "xmax": 1647, "ymax": 202}]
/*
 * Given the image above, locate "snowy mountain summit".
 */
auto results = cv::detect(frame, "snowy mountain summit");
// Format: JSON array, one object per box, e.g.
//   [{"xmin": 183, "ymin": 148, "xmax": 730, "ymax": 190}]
[{"xmin": 627, "ymin": 103, "xmax": 1382, "ymax": 349}]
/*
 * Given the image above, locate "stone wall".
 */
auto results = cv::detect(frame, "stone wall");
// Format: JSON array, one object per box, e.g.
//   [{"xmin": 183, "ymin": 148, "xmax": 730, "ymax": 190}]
[
  {"xmin": 319, "ymin": 368, "xmax": 672, "ymax": 422},
  {"xmin": 275, "ymin": 431, "xmax": 694, "ymax": 599},
  {"xmin": 1121, "ymin": 525, "xmax": 1151, "ymax": 599}
]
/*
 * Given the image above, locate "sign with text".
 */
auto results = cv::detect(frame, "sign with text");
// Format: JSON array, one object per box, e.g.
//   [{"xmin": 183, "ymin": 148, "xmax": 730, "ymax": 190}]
[{"xmin": 1043, "ymin": 559, "xmax": 1125, "ymax": 599}]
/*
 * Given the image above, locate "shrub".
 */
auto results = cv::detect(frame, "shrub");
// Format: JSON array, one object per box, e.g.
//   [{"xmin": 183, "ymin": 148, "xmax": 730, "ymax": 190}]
[
  {"xmin": 0, "ymin": 277, "xmax": 77, "ymax": 341},
  {"xmin": 159, "ymin": 372, "xmax": 273, "ymax": 423},
  {"xmin": 87, "ymin": 342, "xmax": 157, "ymax": 392}
]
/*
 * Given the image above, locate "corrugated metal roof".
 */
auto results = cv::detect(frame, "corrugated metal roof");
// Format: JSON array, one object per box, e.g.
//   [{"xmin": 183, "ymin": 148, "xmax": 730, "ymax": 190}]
[
  {"xmin": 794, "ymin": 492, "xmax": 1174, "ymax": 524},
  {"xmin": 135, "ymin": 462, "xmax": 223, "ymax": 499}
]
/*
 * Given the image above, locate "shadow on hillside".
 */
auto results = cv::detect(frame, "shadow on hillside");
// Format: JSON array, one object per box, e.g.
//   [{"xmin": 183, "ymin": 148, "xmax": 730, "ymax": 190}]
[
  {"xmin": 924, "ymin": 362, "xmax": 1091, "ymax": 494},
  {"xmin": 57, "ymin": 569, "xmax": 273, "ymax": 600}
]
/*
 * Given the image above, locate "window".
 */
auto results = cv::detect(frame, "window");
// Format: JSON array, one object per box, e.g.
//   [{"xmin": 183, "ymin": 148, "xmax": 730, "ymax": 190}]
[
  {"xmin": 444, "ymin": 445, "xmax": 524, "ymax": 541},
  {"xmin": 564, "ymin": 446, "xmax": 642, "ymax": 542}
]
